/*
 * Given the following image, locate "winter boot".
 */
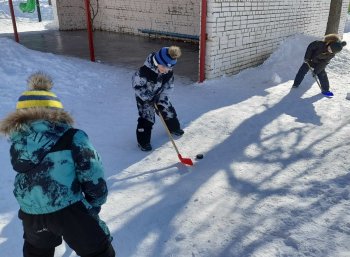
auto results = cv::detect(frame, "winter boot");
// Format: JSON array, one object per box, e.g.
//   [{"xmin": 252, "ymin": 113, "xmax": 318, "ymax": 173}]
[
  {"xmin": 165, "ymin": 117, "xmax": 184, "ymax": 136},
  {"xmin": 138, "ymin": 143, "xmax": 152, "ymax": 151},
  {"xmin": 322, "ymin": 91, "xmax": 334, "ymax": 97},
  {"xmin": 136, "ymin": 118, "xmax": 153, "ymax": 151},
  {"xmin": 170, "ymin": 129, "xmax": 184, "ymax": 136}
]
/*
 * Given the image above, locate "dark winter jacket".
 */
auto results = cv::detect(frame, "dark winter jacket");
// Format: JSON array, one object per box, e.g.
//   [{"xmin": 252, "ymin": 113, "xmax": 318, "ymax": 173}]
[
  {"xmin": 0, "ymin": 108, "xmax": 107, "ymax": 215},
  {"xmin": 132, "ymin": 53, "xmax": 174, "ymax": 103},
  {"xmin": 304, "ymin": 41, "xmax": 335, "ymax": 74}
]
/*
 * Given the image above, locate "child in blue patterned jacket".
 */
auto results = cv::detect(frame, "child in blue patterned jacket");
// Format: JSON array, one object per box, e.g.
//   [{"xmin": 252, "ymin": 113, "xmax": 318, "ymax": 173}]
[
  {"xmin": 132, "ymin": 46, "xmax": 184, "ymax": 151},
  {"xmin": 0, "ymin": 72, "xmax": 115, "ymax": 257}
]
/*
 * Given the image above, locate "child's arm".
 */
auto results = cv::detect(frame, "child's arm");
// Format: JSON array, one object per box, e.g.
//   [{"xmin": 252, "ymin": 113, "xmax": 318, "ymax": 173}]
[
  {"xmin": 132, "ymin": 73, "xmax": 154, "ymax": 102},
  {"xmin": 71, "ymin": 130, "xmax": 108, "ymax": 213},
  {"xmin": 304, "ymin": 41, "xmax": 322, "ymax": 63},
  {"xmin": 159, "ymin": 75, "xmax": 175, "ymax": 99}
]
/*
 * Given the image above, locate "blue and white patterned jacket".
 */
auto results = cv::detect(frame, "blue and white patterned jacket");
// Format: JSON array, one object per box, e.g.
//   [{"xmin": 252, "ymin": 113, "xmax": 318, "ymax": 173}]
[{"xmin": 132, "ymin": 53, "xmax": 174, "ymax": 102}]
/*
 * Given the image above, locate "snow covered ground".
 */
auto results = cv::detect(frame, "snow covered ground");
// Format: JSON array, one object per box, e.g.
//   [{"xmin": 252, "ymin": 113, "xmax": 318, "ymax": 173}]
[{"xmin": 1, "ymin": 2, "xmax": 350, "ymax": 257}]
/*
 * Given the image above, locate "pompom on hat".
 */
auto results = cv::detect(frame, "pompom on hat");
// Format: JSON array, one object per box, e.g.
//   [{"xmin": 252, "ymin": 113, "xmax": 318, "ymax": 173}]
[
  {"xmin": 329, "ymin": 41, "xmax": 347, "ymax": 53},
  {"xmin": 154, "ymin": 46, "xmax": 181, "ymax": 68},
  {"xmin": 16, "ymin": 72, "xmax": 63, "ymax": 110},
  {"xmin": 0, "ymin": 72, "xmax": 73, "ymax": 136}
]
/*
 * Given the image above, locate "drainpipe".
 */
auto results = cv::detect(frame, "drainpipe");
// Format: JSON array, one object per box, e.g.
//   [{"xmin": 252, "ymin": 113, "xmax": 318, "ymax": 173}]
[
  {"xmin": 8, "ymin": 0, "xmax": 19, "ymax": 42},
  {"xmin": 199, "ymin": 0, "xmax": 207, "ymax": 83},
  {"xmin": 84, "ymin": 0, "xmax": 95, "ymax": 62},
  {"xmin": 36, "ymin": 0, "xmax": 42, "ymax": 22}
]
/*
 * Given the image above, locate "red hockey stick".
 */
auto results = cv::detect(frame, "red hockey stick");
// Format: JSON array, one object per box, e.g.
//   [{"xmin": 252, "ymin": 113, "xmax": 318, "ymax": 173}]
[{"xmin": 154, "ymin": 104, "xmax": 193, "ymax": 166}]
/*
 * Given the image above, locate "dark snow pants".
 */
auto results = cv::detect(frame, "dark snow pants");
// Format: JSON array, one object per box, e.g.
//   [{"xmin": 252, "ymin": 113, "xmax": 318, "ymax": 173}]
[
  {"xmin": 293, "ymin": 62, "xmax": 330, "ymax": 92},
  {"xmin": 136, "ymin": 96, "xmax": 181, "ymax": 145},
  {"xmin": 19, "ymin": 201, "xmax": 115, "ymax": 257}
]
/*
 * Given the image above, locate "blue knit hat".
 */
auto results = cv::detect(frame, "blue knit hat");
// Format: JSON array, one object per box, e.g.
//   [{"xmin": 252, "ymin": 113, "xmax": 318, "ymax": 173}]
[{"xmin": 154, "ymin": 47, "xmax": 177, "ymax": 68}]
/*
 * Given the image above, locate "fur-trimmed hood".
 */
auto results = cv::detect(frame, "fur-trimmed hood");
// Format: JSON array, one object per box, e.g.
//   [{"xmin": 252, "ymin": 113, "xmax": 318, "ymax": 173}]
[
  {"xmin": 2, "ymin": 108, "xmax": 74, "ymax": 173},
  {"xmin": 0, "ymin": 108, "xmax": 74, "ymax": 136},
  {"xmin": 324, "ymin": 34, "xmax": 341, "ymax": 45}
]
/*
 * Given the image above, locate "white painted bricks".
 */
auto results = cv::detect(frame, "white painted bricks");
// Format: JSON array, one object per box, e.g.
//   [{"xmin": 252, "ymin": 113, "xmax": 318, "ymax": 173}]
[
  {"xmin": 205, "ymin": 0, "xmax": 350, "ymax": 79},
  {"xmin": 53, "ymin": 0, "xmax": 350, "ymax": 80},
  {"xmin": 54, "ymin": 0, "xmax": 200, "ymax": 38}
]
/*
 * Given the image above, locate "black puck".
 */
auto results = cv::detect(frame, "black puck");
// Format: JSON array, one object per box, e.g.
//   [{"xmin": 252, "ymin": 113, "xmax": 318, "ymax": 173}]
[{"xmin": 196, "ymin": 154, "xmax": 204, "ymax": 159}]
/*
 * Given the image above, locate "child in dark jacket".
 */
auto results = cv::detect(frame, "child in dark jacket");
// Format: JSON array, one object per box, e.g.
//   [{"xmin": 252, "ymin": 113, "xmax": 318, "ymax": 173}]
[
  {"xmin": 292, "ymin": 34, "xmax": 347, "ymax": 96},
  {"xmin": 132, "ymin": 46, "xmax": 184, "ymax": 151},
  {"xmin": 0, "ymin": 72, "xmax": 115, "ymax": 257}
]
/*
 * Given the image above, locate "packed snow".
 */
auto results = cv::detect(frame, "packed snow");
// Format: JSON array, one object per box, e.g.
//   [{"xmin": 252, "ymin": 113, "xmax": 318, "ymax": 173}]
[{"xmin": 1, "ymin": 2, "xmax": 350, "ymax": 257}]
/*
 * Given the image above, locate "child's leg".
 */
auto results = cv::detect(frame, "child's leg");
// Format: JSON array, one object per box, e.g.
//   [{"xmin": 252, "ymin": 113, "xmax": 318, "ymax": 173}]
[
  {"xmin": 23, "ymin": 241, "xmax": 55, "ymax": 257},
  {"xmin": 135, "ymin": 97, "xmax": 155, "ymax": 149},
  {"xmin": 59, "ymin": 202, "xmax": 115, "ymax": 257},
  {"xmin": 156, "ymin": 97, "xmax": 183, "ymax": 135},
  {"xmin": 82, "ymin": 243, "xmax": 115, "ymax": 257},
  {"xmin": 19, "ymin": 210, "xmax": 61, "ymax": 257},
  {"xmin": 317, "ymin": 70, "xmax": 330, "ymax": 92},
  {"xmin": 137, "ymin": 117, "xmax": 153, "ymax": 147},
  {"xmin": 165, "ymin": 117, "xmax": 183, "ymax": 136},
  {"xmin": 293, "ymin": 62, "xmax": 309, "ymax": 87}
]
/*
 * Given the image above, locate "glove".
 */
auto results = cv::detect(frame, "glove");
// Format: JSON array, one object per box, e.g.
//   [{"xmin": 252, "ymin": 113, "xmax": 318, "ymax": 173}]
[
  {"xmin": 304, "ymin": 59, "xmax": 310, "ymax": 65},
  {"xmin": 151, "ymin": 94, "xmax": 160, "ymax": 104},
  {"xmin": 149, "ymin": 94, "xmax": 161, "ymax": 113},
  {"xmin": 143, "ymin": 94, "xmax": 160, "ymax": 106},
  {"xmin": 304, "ymin": 60, "xmax": 317, "ymax": 76},
  {"xmin": 304, "ymin": 59, "xmax": 312, "ymax": 70}
]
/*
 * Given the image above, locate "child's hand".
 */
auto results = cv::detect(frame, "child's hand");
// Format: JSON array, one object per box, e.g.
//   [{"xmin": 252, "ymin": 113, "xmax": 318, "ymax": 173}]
[{"xmin": 151, "ymin": 94, "xmax": 160, "ymax": 104}]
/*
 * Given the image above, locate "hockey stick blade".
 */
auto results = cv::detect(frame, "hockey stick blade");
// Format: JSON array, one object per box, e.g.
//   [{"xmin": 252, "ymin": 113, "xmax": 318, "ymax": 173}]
[{"xmin": 178, "ymin": 154, "xmax": 193, "ymax": 166}]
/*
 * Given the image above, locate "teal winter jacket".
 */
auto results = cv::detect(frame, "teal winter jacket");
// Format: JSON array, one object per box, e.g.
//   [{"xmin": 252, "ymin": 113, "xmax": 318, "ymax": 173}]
[{"xmin": 9, "ymin": 120, "xmax": 107, "ymax": 215}]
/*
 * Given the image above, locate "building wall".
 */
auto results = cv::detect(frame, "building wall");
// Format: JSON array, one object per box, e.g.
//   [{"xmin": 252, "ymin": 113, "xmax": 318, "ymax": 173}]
[
  {"xmin": 338, "ymin": 0, "xmax": 350, "ymax": 37},
  {"xmin": 53, "ymin": 0, "xmax": 86, "ymax": 30},
  {"xmin": 52, "ymin": 0, "xmax": 349, "ymax": 81},
  {"xmin": 205, "ymin": 0, "xmax": 350, "ymax": 80},
  {"xmin": 53, "ymin": 0, "xmax": 200, "ymax": 38},
  {"xmin": 94, "ymin": 0, "xmax": 200, "ymax": 38}
]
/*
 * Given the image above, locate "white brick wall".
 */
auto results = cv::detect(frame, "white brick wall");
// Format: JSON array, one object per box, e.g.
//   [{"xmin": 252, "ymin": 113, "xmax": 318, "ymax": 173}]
[
  {"xmin": 95, "ymin": 0, "xmax": 200, "ymax": 38},
  {"xmin": 205, "ymin": 0, "xmax": 350, "ymax": 79},
  {"xmin": 338, "ymin": 0, "xmax": 350, "ymax": 37},
  {"xmin": 53, "ymin": 0, "xmax": 200, "ymax": 38},
  {"xmin": 53, "ymin": 0, "xmax": 350, "ymax": 80},
  {"xmin": 53, "ymin": 0, "xmax": 86, "ymax": 30}
]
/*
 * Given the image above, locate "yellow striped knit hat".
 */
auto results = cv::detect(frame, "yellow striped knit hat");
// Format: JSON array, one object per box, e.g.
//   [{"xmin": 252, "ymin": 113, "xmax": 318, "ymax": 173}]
[{"xmin": 16, "ymin": 72, "xmax": 63, "ymax": 110}]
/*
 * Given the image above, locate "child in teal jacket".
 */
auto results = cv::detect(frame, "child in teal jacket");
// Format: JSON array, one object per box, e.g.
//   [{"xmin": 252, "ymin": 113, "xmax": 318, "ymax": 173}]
[{"xmin": 0, "ymin": 72, "xmax": 115, "ymax": 257}]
